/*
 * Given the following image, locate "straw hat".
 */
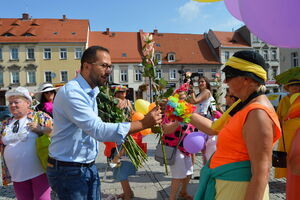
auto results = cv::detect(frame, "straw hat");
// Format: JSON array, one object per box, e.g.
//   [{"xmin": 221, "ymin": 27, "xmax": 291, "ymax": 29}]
[{"xmin": 35, "ymin": 83, "xmax": 58, "ymax": 102}]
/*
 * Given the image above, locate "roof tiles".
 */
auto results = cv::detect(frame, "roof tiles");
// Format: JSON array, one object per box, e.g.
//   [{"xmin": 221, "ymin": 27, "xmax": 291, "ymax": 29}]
[{"xmin": 0, "ymin": 17, "xmax": 89, "ymax": 43}]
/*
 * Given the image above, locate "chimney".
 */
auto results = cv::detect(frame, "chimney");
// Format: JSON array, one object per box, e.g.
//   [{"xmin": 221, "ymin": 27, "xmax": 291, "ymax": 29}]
[
  {"xmin": 153, "ymin": 29, "xmax": 158, "ymax": 34},
  {"xmin": 22, "ymin": 13, "xmax": 29, "ymax": 20},
  {"xmin": 106, "ymin": 28, "xmax": 110, "ymax": 35},
  {"xmin": 62, "ymin": 14, "xmax": 67, "ymax": 21}
]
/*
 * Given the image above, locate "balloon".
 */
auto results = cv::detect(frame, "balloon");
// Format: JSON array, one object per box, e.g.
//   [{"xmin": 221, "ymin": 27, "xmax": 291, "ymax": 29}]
[
  {"xmin": 240, "ymin": 0, "xmax": 300, "ymax": 48},
  {"xmin": 193, "ymin": 0, "xmax": 223, "ymax": 2},
  {"xmin": 134, "ymin": 99, "xmax": 150, "ymax": 115},
  {"xmin": 224, "ymin": 0, "xmax": 242, "ymax": 21},
  {"xmin": 131, "ymin": 112, "xmax": 144, "ymax": 121},
  {"xmin": 148, "ymin": 102, "xmax": 156, "ymax": 112},
  {"xmin": 183, "ymin": 132, "xmax": 206, "ymax": 153},
  {"xmin": 140, "ymin": 128, "xmax": 152, "ymax": 136}
]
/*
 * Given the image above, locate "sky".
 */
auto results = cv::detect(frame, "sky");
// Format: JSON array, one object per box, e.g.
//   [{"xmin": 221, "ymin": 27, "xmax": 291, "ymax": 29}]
[{"xmin": 2, "ymin": 0, "xmax": 244, "ymax": 34}]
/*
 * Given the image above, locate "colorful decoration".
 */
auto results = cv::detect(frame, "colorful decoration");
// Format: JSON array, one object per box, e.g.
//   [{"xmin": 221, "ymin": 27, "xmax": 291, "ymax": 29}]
[
  {"xmin": 174, "ymin": 83, "xmax": 191, "ymax": 94},
  {"xmin": 134, "ymin": 99, "xmax": 150, "ymax": 115},
  {"xmin": 183, "ymin": 132, "xmax": 206, "ymax": 154},
  {"xmin": 114, "ymin": 85, "xmax": 128, "ymax": 92},
  {"xmin": 240, "ymin": 0, "xmax": 300, "ymax": 48},
  {"xmin": 224, "ymin": 0, "xmax": 242, "ymax": 21},
  {"xmin": 165, "ymin": 93, "xmax": 196, "ymax": 124}
]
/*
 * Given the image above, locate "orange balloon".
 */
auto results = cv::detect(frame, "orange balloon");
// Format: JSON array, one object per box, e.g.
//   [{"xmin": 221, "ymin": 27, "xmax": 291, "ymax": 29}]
[
  {"xmin": 140, "ymin": 128, "xmax": 152, "ymax": 136},
  {"xmin": 148, "ymin": 102, "xmax": 156, "ymax": 112},
  {"xmin": 131, "ymin": 112, "xmax": 144, "ymax": 121}
]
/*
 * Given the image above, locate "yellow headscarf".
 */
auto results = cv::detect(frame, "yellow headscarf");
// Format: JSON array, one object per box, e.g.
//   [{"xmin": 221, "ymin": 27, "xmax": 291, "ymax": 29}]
[{"xmin": 225, "ymin": 56, "xmax": 267, "ymax": 82}]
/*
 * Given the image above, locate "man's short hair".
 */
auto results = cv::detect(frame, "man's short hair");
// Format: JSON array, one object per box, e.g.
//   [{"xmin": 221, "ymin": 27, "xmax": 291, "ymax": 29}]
[{"xmin": 80, "ymin": 46, "xmax": 110, "ymax": 69}]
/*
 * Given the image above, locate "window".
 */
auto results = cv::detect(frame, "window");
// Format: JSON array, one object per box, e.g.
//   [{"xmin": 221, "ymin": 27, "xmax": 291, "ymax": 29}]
[
  {"xmin": 45, "ymin": 71, "xmax": 52, "ymax": 83},
  {"xmin": 169, "ymin": 69, "xmax": 177, "ymax": 79},
  {"xmin": 121, "ymin": 53, "xmax": 127, "ymax": 57},
  {"xmin": 60, "ymin": 48, "xmax": 67, "ymax": 59},
  {"xmin": 254, "ymin": 49, "xmax": 260, "ymax": 55},
  {"xmin": 11, "ymin": 71, "xmax": 19, "ymax": 84},
  {"xmin": 253, "ymin": 35, "xmax": 259, "ymax": 43},
  {"xmin": 271, "ymin": 50, "xmax": 277, "ymax": 61},
  {"xmin": 44, "ymin": 48, "xmax": 51, "ymax": 59},
  {"xmin": 61, "ymin": 71, "xmax": 68, "ymax": 82},
  {"xmin": 75, "ymin": 48, "xmax": 83, "ymax": 59},
  {"xmin": 0, "ymin": 48, "xmax": 2, "ymax": 60},
  {"xmin": 10, "ymin": 48, "xmax": 19, "ymax": 60},
  {"xmin": 26, "ymin": 48, "xmax": 35, "ymax": 60},
  {"xmin": 291, "ymin": 52, "xmax": 299, "ymax": 67},
  {"xmin": 272, "ymin": 67, "xmax": 278, "ymax": 79},
  {"xmin": 224, "ymin": 51, "xmax": 230, "ymax": 61},
  {"xmin": 263, "ymin": 50, "xmax": 269, "ymax": 61},
  {"xmin": 157, "ymin": 69, "xmax": 162, "ymax": 79},
  {"xmin": 0, "ymin": 71, "xmax": 3, "ymax": 85},
  {"xmin": 211, "ymin": 68, "xmax": 217, "ymax": 79},
  {"xmin": 198, "ymin": 69, "xmax": 204, "ymax": 76},
  {"xmin": 27, "ymin": 71, "xmax": 36, "ymax": 84},
  {"xmin": 108, "ymin": 74, "xmax": 113, "ymax": 82},
  {"xmin": 135, "ymin": 69, "xmax": 142, "ymax": 81},
  {"xmin": 168, "ymin": 53, "xmax": 175, "ymax": 62},
  {"xmin": 155, "ymin": 53, "xmax": 161, "ymax": 62},
  {"xmin": 120, "ymin": 69, "xmax": 128, "ymax": 82}
]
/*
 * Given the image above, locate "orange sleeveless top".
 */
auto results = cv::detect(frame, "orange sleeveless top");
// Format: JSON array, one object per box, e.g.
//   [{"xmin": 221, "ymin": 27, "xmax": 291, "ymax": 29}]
[{"xmin": 210, "ymin": 102, "xmax": 282, "ymax": 169}]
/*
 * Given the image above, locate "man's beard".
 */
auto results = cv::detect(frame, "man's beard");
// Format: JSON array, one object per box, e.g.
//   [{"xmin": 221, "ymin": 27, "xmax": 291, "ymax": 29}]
[{"xmin": 90, "ymin": 73, "xmax": 108, "ymax": 87}]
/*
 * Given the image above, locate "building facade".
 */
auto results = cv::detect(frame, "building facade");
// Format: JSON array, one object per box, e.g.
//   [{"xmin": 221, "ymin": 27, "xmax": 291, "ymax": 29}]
[{"xmin": 0, "ymin": 13, "xmax": 89, "ymax": 104}]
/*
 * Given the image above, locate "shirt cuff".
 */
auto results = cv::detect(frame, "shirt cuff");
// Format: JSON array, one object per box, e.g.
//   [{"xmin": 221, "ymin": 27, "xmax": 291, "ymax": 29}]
[{"xmin": 116, "ymin": 122, "xmax": 131, "ymax": 145}]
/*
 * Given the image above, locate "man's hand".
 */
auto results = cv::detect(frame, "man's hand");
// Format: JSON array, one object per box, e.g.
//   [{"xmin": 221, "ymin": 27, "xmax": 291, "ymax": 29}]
[
  {"xmin": 128, "ymin": 106, "xmax": 162, "ymax": 135},
  {"xmin": 141, "ymin": 106, "xmax": 162, "ymax": 129}
]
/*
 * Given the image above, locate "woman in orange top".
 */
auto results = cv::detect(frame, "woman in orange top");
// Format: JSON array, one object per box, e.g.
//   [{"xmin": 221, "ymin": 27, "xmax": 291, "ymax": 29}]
[{"xmin": 190, "ymin": 51, "xmax": 281, "ymax": 200}]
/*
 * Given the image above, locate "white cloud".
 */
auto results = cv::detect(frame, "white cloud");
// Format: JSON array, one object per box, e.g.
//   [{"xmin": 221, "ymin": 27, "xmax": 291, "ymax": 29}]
[
  {"xmin": 214, "ymin": 18, "xmax": 244, "ymax": 31},
  {"xmin": 178, "ymin": 0, "xmax": 203, "ymax": 21}
]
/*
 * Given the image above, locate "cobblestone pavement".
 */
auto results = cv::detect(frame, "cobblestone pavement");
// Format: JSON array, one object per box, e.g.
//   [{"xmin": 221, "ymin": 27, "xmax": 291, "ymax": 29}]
[{"xmin": 0, "ymin": 135, "xmax": 286, "ymax": 199}]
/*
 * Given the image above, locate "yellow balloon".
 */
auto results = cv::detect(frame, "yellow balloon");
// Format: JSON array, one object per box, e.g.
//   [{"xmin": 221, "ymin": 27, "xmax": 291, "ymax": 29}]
[
  {"xmin": 134, "ymin": 99, "xmax": 150, "ymax": 115},
  {"xmin": 193, "ymin": 0, "xmax": 223, "ymax": 2}
]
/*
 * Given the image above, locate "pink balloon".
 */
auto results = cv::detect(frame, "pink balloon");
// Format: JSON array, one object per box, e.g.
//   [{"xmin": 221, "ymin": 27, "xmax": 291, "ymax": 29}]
[
  {"xmin": 224, "ymin": 0, "xmax": 242, "ymax": 21},
  {"xmin": 240, "ymin": 0, "xmax": 300, "ymax": 48},
  {"xmin": 183, "ymin": 132, "xmax": 206, "ymax": 154}
]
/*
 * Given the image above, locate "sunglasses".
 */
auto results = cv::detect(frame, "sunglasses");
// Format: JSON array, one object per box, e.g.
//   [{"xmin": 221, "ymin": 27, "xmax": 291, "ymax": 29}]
[
  {"xmin": 12, "ymin": 120, "xmax": 19, "ymax": 133},
  {"xmin": 225, "ymin": 72, "xmax": 240, "ymax": 81}
]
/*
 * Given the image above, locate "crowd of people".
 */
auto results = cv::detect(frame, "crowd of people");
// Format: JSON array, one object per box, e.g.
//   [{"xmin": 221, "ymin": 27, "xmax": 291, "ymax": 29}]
[{"xmin": 0, "ymin": 46, "xmax": 299, "ymax": 200}]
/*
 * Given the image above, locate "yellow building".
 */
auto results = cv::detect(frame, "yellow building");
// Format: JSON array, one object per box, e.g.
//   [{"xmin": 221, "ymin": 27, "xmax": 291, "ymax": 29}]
[{"xmin": 0, "ymin": 13, "xmax": 89, "ymax": 104}]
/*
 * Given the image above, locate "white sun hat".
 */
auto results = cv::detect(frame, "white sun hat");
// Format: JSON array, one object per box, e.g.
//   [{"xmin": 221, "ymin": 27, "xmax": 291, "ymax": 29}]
[
  {"xmin": 35, "ymin": 83, "xmax": 59, "ymax": 102},
  {"xmin": 5, "ymin": 87, "xmax": 32, "ymax": 103}
]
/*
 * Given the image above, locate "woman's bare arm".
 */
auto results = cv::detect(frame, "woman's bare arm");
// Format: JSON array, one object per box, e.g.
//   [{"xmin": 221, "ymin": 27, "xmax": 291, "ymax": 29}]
[
  {"xmin": 243, "ymin": 109, "xmax": 274, "ymax": 200},
  {"xmin": 190, "ymin": 113, "xmax": 217, "ymax": 135},
  {"xmin": 187, "ymin": 89, "xmax": 210, "ymax": 104}
]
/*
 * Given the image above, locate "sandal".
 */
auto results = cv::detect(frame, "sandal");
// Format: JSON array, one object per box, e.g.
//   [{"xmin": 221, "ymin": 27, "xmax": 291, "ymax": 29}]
[{"xmin": 178, "ymin": 192, "xmax": 193, "ymax": 200}]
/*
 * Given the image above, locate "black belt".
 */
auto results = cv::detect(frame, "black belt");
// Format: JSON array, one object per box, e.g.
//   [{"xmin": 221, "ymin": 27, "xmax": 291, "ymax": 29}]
[{"xmin": 48, "ymin": 157, "xmax": 95, "ymax": 167}]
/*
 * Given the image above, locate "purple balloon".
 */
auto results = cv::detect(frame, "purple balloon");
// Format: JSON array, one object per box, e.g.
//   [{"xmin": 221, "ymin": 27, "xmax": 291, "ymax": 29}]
[
  {"xmin": 224, "ymin": 0, "xmax": 242, "ymax": 21},
  {"xmin": 183, "ymin": 132, "xmax": 206, "ymax": 154},
  {"xmin": 240, "ymin": 0, "xmax": 300, "ymax": 48}
]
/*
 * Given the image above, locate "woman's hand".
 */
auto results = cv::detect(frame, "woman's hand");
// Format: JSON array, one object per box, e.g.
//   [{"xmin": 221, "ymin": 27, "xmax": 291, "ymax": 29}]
[
  {"xmin": 27, "ymin": 122, "xmax": 52, "ymax": 136},
  {"xmin": 27, "ymin": 122, "xmax": 42, "ymax": 134}
]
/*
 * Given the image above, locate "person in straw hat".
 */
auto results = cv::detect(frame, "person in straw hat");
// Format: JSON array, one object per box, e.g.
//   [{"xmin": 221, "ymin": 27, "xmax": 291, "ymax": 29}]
[
  {"xmin": 275, "ymin": 78, "xmax": 300, "ymax": 178},
  {"xmin": 35, "ymin": 83, "xmax": 58, "ymax": 118}
]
